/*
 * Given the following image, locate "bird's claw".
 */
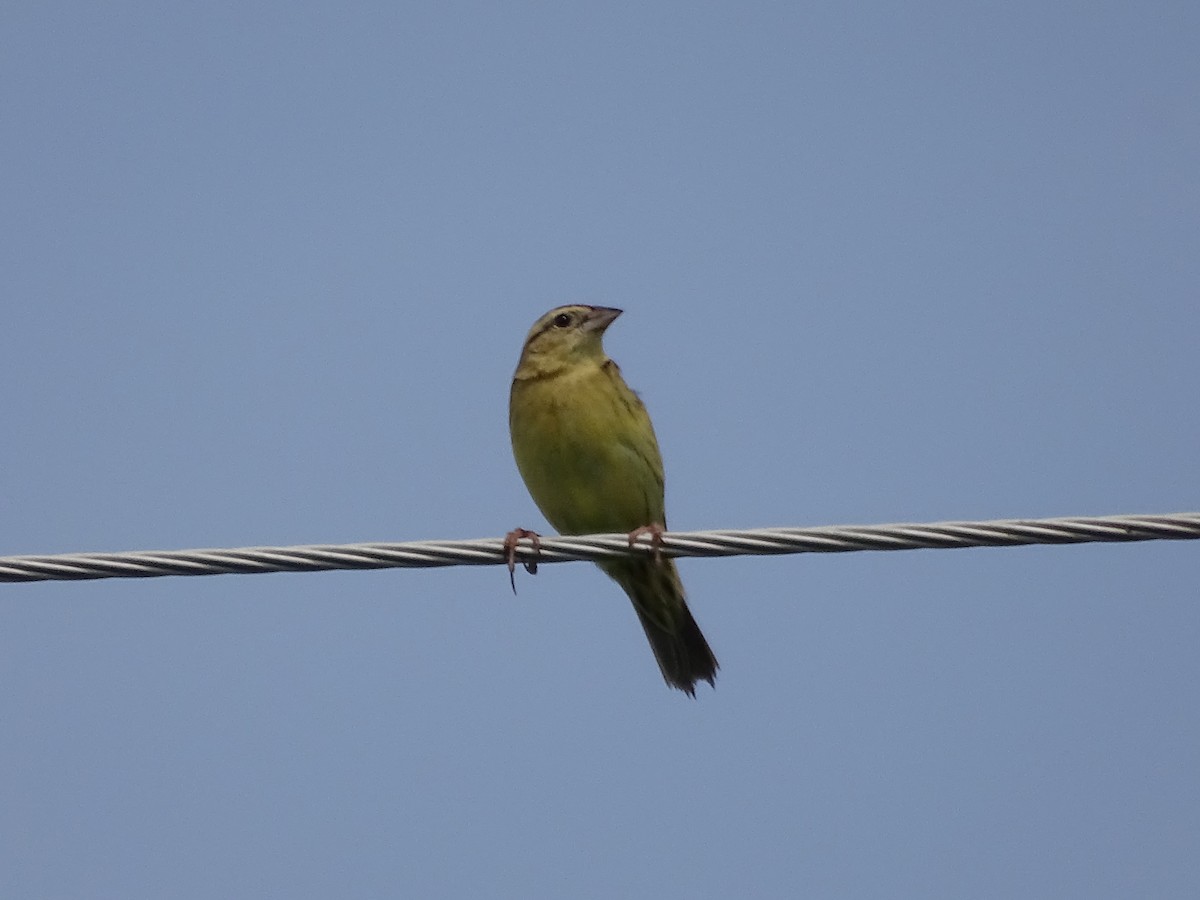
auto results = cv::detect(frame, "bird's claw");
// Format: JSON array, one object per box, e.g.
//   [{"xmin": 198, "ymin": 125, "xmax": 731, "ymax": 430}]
[
  {"xmin": 627, "ymin": 522, "xmax": 667, "ymax": 564},
  {"xmin": 503, "ymin": 528, "xmax": 541, "ymax": 593}
]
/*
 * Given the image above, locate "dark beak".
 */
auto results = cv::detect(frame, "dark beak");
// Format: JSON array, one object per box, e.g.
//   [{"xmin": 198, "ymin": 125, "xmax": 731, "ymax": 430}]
[{"xmin": 585, "ymin": 306, "xmax": 623, "ymax": 333}]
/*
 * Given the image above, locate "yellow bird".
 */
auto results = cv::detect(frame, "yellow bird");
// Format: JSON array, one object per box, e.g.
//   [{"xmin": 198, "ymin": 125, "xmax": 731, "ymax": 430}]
[{"xmin": 508, "ymin": 305, "xmax": 718, "ymax": 695}]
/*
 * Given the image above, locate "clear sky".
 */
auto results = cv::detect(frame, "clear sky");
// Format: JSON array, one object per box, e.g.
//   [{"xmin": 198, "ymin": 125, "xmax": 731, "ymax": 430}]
[{"xmin": 3, "ymin": 2, "xmax": 1198, "ymax": 897}]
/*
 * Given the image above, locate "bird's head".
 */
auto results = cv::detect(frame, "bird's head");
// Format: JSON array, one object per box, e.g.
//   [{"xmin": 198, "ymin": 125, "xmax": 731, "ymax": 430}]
[{"xmin": 514, "ymin": 305, "xmax": 622, "ymax": 378}]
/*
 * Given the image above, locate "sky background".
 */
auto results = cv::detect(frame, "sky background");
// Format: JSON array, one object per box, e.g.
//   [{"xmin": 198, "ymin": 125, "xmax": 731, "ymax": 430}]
[{"xmin": 2, "ymin": 2, "xmax": 1198, "ymax": 897}]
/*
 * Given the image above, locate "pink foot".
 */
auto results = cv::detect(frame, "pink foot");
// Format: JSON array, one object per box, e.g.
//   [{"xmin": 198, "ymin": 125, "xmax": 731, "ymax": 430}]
[
  {"xmin": 627, "ymin": 522, "xmax": 667, "ymax": 564},
  {"xmin": 503, "ymin": 528, "xmax": 541, "ymax": 593}
]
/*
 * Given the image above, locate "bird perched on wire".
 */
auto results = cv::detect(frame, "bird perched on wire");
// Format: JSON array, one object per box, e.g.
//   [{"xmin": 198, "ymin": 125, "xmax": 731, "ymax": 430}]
[{"xmin": 507, "ymin": 305, "xmax": 718, "ymax": 695}]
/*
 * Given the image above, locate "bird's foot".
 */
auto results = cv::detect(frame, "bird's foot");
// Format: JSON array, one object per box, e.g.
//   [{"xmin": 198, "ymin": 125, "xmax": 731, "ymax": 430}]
[
  {"xmin": 627, "ymin": 522, "xmax": 667, "ymax": 564},
  {"xmin": 503, "ymin": 527, "xmax": 541, "ymax": 594}
]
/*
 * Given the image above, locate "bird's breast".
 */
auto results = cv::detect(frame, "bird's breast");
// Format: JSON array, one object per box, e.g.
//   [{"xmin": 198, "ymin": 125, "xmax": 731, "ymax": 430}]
[{"xmin": 510, "ymin": 368, "xmax": 665, "ymax": 536}]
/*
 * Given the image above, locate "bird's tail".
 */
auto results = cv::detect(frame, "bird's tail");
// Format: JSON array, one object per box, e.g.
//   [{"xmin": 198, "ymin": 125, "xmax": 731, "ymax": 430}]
[{"xmin": 601, "ymin": 558, "xmax": 718, "ymax": 696}]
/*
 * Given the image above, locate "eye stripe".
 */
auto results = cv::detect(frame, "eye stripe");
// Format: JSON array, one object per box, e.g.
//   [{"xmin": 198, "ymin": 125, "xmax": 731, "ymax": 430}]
[
  {"xmin": 524, "ymin": 314, "xmax": 566, "ymax": 348},
  {"xmin": 522, "ymin": 307, "xmax": 585, "ymax": 352}
]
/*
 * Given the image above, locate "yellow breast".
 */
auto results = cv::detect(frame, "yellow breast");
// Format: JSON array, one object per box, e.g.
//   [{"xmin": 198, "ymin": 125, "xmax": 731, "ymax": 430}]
[{"xmin": 510, "ymin": 361, "xmax": 666, "ymax": 536}]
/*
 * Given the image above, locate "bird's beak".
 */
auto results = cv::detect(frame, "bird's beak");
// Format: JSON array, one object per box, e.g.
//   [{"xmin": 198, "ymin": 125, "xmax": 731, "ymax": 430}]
[{"xmin": 585, "ymin": 306, "xmax": 623, "ymax": 333}]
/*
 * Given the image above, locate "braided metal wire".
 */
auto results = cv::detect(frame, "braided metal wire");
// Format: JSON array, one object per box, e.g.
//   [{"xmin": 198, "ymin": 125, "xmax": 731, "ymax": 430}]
[{"xmin": 2, "ymin": 512, "xmax": 1196, "ymax": 584}]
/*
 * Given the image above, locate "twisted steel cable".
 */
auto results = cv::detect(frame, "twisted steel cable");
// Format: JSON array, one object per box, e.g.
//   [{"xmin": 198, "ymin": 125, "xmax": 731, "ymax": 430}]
[{"xmin": 1, "ymin": 512, "xmax": 1197, "ymax": 584}]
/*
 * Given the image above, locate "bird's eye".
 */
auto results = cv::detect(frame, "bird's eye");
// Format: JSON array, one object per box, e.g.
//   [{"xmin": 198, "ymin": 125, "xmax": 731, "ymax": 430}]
[{"xmin": 553, "ymin": 312, "xmax": 572, "ymax": 328}]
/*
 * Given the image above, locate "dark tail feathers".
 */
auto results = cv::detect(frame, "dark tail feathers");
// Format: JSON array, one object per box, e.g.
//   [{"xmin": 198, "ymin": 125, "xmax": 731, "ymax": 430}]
[{"xmin": 603, "ymin": 558, "xmax": 718, "ymax": 696}]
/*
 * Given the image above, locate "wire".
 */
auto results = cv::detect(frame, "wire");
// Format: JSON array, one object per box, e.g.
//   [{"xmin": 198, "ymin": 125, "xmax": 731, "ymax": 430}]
[{"xmin": 2, "ymin": 512, "xmax": 1197, "ymax": 584}]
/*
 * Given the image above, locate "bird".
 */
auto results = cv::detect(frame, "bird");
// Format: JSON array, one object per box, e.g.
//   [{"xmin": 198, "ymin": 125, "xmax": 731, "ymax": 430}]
[{"xmin": 508, "ymin": 304, "xmax": 718, "ymax": 695}]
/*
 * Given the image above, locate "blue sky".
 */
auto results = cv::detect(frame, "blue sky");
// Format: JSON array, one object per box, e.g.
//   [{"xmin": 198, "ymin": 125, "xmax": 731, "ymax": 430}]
[{"xmin": 3, "ymin": 2, "xmax": 1198, "ymax": 897}]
